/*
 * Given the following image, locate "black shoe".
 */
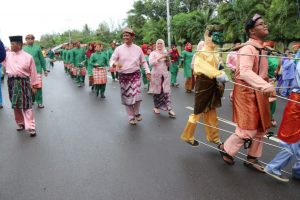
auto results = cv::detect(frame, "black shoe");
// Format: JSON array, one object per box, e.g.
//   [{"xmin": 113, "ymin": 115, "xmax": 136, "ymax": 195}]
[
  {"xmin": 185, "ymin": 139, "xmax": 199, "ymax": 147},
  {"xmin": 28, "ymin": 129, "xmax": 37, "ymax": 137},
  {"xmin": 100, "ymin": 94, "xmax": 106, "ymax": 98}
]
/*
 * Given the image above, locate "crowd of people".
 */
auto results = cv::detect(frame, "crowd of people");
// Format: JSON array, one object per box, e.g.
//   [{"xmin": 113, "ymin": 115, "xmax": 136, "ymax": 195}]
[{"xmin": 0, "ymin": 13, "xmax": 299, "ymax": 184}]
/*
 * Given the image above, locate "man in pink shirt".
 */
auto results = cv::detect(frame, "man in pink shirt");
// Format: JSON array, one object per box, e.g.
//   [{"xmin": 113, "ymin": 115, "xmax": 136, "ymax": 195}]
[
  {"xmin": 218, "ymin": 14, "xmax": 276, "ymax": 172},
  {"xmin": 2, "ymin": 36, "xmax": 38, "ymax": 137},
  {"xmin": 110, "ymin": 27, "xmax": 151, "ymax": 125}
]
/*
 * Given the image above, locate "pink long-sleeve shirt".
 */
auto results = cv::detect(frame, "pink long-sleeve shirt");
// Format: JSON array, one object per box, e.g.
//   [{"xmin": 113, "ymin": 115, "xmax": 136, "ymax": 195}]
[
  {"xmin": 226, "ymin": 51, "xmax": 238, "ymax": 71},
  {"xmin": 2, "ymin": 50, "xmax": 38, "ymax": 86},
  {"xmin": 235, "ymin": 38, "xmax": 271, "ymax": 90},
  {"xmin": 109, "ymin": 43, "xmax": 150, "ymax": 74}
]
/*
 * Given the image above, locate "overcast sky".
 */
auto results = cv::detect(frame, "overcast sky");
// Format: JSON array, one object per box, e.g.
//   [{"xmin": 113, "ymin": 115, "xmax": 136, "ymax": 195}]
[{"xmin": 0, "ymin": 0, "xmax": 135, "ymax": 46}]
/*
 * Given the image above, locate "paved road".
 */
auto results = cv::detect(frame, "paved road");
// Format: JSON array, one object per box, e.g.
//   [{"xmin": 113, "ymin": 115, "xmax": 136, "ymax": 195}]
[{"xmin": 0, "ymin": 62, "xmax": 299, "ymax": 200}]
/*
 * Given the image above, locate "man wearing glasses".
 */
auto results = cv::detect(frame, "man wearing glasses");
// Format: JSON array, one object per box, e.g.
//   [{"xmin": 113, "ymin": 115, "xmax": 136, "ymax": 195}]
[
  {"xmin": 2, "ymin": 36, "xmax": 38, "ymax": 137},
  {"xmin": 23, "ymin": 34, "xmax": 47, "ymax": 108},
  {"xmin": 218, "ymin": 14, "xmax": 276, "ymax": 172}
]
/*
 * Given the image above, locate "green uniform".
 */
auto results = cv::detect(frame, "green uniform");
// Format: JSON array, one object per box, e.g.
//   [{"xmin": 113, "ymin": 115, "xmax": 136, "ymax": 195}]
[
  {"xmin": 268, "ymin": 57, "xmax": 279, "ymax": 121},
  {"xmin": 181, "ymin": 50, "xmax": 194, "ymax": 78},
  {"xmin": 70, "ymin": 47, "xmax": 86, "ymax": 84},
  {"xmin": 107, "ymin": 47, "xmax": 118, "ymax": 80},
  {"xmin": 90, "ymin": 51, "xmax": 109, "ymax": 97},
  {"xmin": 23, "ymin": 44, "xmax": 46, "ymax": 105},
  {"xmin": 141, "ymin": 55, "xmax": 151, "ymax": 88}
]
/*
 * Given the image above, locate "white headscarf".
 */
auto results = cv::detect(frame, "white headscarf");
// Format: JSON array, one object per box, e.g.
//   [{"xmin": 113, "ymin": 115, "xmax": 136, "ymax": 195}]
[{"xmin": 155, "ymin": 39, "xmax": 165, "ymax": 53}]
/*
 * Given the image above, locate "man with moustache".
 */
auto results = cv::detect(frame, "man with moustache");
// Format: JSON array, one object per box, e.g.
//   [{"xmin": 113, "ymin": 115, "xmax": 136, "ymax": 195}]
[
  {"xmin": 110, "ymin": 27, "xmax": 151, "ymax": 125},
  {"xmin": 2, "ymin": 36, "xmax": 38, "ymax": 137}
]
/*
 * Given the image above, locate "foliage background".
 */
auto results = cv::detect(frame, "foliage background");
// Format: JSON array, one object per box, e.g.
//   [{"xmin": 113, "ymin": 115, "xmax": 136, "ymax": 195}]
[{"xmin": 38, "ymin": 0, "xmax": 300, "ymax": 50}]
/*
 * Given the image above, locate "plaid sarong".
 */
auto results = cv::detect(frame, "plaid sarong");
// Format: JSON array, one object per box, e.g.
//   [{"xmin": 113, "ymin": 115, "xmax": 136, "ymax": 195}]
[
  {"xmin": 7, "ymin": 77, "xmax": 33, "ymax": 109},
  {"xmin": 36, "ymin": 74, "xmax": 43, "ymax": 89},
  {"xmin": 89, "ymin": 76, "xmax": 94, "ymax": 86},
  {"xmin": 72, "ymin": 66, "xmax": 77, "ymax": 76},
  {"xmin": 93, "ymin": 67, "xmax": 107, "ymax": 84},
  {"xmin": 77, "ymin": 67, "xmax": 86, "ymax": 76}
]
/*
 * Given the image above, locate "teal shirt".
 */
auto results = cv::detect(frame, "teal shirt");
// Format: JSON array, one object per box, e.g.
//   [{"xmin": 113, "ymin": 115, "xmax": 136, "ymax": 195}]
[
  {"xmin": 181, "ymin": 50, "xmax": 195, "ymax": 78},
  {"xmin": 70, "ymin": 47, "xmax": 86, "ymax": 67},
  {"xmin": 23, "ymin": 44, "xmax": 46, "ymax": 74},
  {"xmin": 89, "ymin": 51, "xmax": 109, "ymax": 69},
  {"xmin": 107, "ymin": 48, "xmax": 115, "ymax": 61}
]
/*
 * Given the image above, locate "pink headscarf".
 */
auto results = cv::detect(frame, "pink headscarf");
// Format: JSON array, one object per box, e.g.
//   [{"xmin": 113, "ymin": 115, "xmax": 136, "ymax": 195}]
[
  {"xmin": 197, "ymin": 41, "xmax": 204, "ymax": 50},
  {"xmin": 155, "ymin": 39, "xmax": 165, "ymax": 53}
]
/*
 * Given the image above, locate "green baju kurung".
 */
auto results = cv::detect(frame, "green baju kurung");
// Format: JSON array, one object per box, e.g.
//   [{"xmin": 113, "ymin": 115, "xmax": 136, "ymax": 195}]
[
  {"xmin": 90, "ymin": 51, "xmax": 109, "ymax": 97},
  {"xmin": 181, "ymin": 50, "xmax": 194, "ymax": 78},
  {"xmin": 107, "ymin": 48, "xmax": 117, "ymax": 80},
  {"xmin": 268, "ymin": 57, "xmax": 279, "ymax": 121},
  {"xmin": 70, "ymin": 47, "xmax": 86, "ymax": 84},
  {"xmin": 23, "ymin": 44, "xmax": 46, "ymax": 105}
]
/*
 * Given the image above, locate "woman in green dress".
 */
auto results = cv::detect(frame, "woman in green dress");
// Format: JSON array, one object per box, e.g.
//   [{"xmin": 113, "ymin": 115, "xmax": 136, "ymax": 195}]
[{"xmin": 181, "ymin": 42, "xmax": 195, "ymax": 92}]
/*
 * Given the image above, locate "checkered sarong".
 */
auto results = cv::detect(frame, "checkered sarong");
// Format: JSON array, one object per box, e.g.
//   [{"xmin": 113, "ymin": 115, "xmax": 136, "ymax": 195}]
[
  {"xmin": 77, "ymin": 67, "xmax": 86, "ymax": 76},
  {"xmin": 36, "ymin": 74, "xmax": 43, "ymax": 89},
  {"xmin": 93, "ymin": 67, "xmax": 107, "ymax": 84},
  {"xmin": 72, "ymin": 66, "xmax": 77, "ymax": 76}
]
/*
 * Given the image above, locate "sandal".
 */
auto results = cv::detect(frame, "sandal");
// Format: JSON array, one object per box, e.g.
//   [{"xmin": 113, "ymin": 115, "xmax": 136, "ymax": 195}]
[
  {"xmin": 153, "ymin": 108, "xmax": 160, "ymax": 114},
  {"xmin": 218, "ymin": 143, "xmax": 235, "ymax": 165},
  {"xmin": 129, "ymin": 118, "xmax": 137, "ymax": 125},
  {"xmin": 243, "ymin": 156, "xmax": 265, "ymax": 173},
  {"xmin": 168, "ymin": 110, "xmax": 176, "ymax": 118}
]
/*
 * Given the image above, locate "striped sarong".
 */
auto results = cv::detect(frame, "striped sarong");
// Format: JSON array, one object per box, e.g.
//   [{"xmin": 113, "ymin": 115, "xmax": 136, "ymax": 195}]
[
  {"xmin": 36, "ymin": 74, "xmax": 43, "ymax": 89},
  {"xmin": 93, "ymin": 68, "xmax": 107, "ymax": 84},
  {"xmin": 153, "ymin": 92, "xmax": 171, "ymax": 111},
  {"xmin": 118, "ymin": 70, "xmax": 142, "ymax": 106},
  {"xmin": 7, "ymin": 77, "xmax": 33, "ymax": 109}
]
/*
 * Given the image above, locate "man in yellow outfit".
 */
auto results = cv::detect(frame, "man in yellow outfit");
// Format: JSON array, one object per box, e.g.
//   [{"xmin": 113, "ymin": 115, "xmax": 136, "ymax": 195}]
[{"xmin": 180, "ymin": 24, "xmax": 228, "ymax": 146}]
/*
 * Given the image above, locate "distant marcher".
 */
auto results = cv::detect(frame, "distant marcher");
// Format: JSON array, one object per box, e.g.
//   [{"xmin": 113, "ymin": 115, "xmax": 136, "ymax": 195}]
[
  {"xmin": 86, "ymin": 43, "xmax": 96, "ymax": 91},
  {"xmin": 23, "ymin": 34, "xmax": 47, "ymax": 108},
  {"xmin": 169, "ymin": 44, "xmax": 180, "ymax": 87},
  {"xmin": 181, "ymin": 42, "xmax": 195, "ymax": 93},
  {"xmin": 89, "ymin": 42, "xmax": 109, "ymax": 98},
  {"xmin": 107, "ymin": 41, "xmax": 118, "ymax": 81},
  {"xmin": 70, "ymin": 41, "xmax": 86, "ymax": 87}
]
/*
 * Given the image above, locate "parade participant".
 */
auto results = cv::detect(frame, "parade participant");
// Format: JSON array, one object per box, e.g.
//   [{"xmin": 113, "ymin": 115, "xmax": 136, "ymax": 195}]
[
  {"xmin": 141, "ymin": 43, "xmax": 150, "ymax": 89},
  {"xmin": 47, "ymin": 48, "xmax": 55, "ymax": 68},
  {"xmin": 219, "ymin": 14, "xmax": 275, "ymax": 172},
  {"xmin": 23, "ymin": 34, "xmax": 47, "ymax": 108},
  {"xmin": 226, "ymin": 39, "xmax": 241, "ymax": 101},
  {"xmin": 42, "ymin": 47, "xmax": 51, "ymax": 72},
  {"xmin": 264, "ymin": 41, "xmax": 281, "ymax": 127},
  {"xmin": 264, "ymin": 61, "xmax": 300, "ymax": 182},
  {"xmin": 0, "ymin": 39, "xmax": 5, "ymax": 109},
  {"xmin": 181, "ymin": 42, "xmax": 195, "ymax": 93},
  {"xmin": 107, "ymin": 41, "xmax": 118, "ymax": 81},
  {"xmin": 86, "ymin": 43, "xmax": 95, "ymax": 91},
  {"xmin": 66, "ymin": 43, "xmax": 74, "ymax": 78},
  {"xmin": 148, "ymin": 39, "xmax": 176, "ymax": 118},
  {"xmin": 61, "ymin": 44, "xmax": 69, "ymax": 73},
  {"xmin": 89, "ymin": 42, "xmax": 109, "ymax": 98},
  {"xmin": 70, "ymin": 41, "xmax": 86, "ymax": 87},
  {"xmin": 2, "ymin": 35, "xmax": 38, "ymax": 137},
  {"xmin": 190, "ymin": 40, "xmax": 204, "ymax": 69},
  {"xmin": 144, "ymin": 48, "xmax": 152, "ymax": 91},
  {"xmin": 0, "ymin": 39, "xmax": 6, "ymax": 62},
  {"xmin": 110, "ymin": 27, "xmax": 151, "ymax": 125},
  {"xmin": 169, "ymin": 44, "xmax": 180, "ymax": 87},
  {"xmin": 0, "ymin": 63, "xmax": 3, "ymax": 109},
  {"xmin": 281, "ymin": 50, "xmax": 295, "ymax": 97},
  {"xmin": 180, "ymin": 24, "xmax": 227, "ymax": 147}
]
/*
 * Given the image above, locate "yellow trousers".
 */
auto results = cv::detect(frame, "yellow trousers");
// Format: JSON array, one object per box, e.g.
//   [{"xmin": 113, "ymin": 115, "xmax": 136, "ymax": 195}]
[{"xmin": 180, "ymin": 108, "xmax": 220, "ymax": 144}]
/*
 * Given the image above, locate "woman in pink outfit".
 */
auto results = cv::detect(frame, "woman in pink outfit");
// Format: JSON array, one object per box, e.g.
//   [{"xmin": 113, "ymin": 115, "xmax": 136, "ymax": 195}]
[{"xmin": 148, "ymin": 39, "xmax": 176, "ymax": 118}]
